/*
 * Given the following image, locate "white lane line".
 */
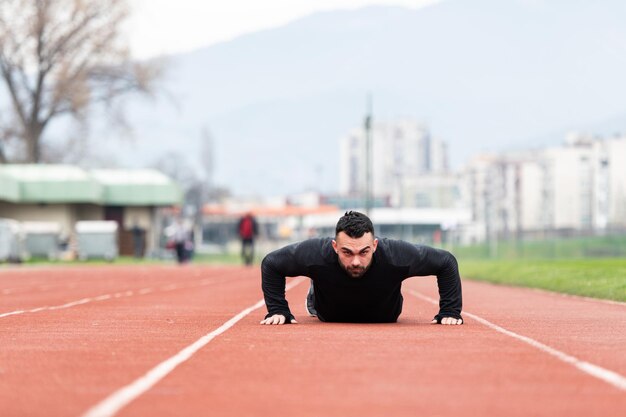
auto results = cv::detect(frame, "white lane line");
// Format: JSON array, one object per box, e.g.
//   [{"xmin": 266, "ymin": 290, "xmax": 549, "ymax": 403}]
[
  {"xmin": 407, "ymin": 289, "xmax": 626, "ymax": 392},
  {"xmin": 0, "ymin": 309, "xmax": 25, "ymax": 318},
  {"xmin": 49, "ymin": 298, "xmax": 92, "ymax": 310},
  {"xmin": 80, "ymin": 277, "xmax": 305, "ymax": 417},
  {"xmin": 1, "ymin": 281, "xmax": 96, "ymax": 296},
  {"xmin": 0, "ymin": 274, "xmax": 240, "ymax": 319}
]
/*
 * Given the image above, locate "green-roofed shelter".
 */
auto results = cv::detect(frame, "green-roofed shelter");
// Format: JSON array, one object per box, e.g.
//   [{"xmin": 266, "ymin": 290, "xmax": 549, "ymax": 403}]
[
  {"xmin": 0, "ymin": 164, "xmax": 182, "ymax": 257},
  {"xmin": 0, "ymin": 165, "xmax": 101, "ymax": 203}
]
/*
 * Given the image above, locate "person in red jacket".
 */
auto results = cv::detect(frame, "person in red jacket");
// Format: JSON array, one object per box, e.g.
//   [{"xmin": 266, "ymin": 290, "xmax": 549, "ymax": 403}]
[{"xmin": 238, "ymin": 212, "xmax": 258, "ymax": 266}]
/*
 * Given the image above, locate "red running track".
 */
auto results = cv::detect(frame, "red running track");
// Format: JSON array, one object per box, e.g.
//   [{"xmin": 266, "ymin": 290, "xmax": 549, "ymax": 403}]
[{"xmin": 0, "ymin": 264, "xmax": 625, "ymax": 417}]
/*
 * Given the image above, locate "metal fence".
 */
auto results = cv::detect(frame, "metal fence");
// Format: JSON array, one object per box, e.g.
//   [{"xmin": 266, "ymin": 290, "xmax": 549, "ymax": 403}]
[{"xmin": 448, "ymin": 231, "xmax": 626, "ymax": 260}]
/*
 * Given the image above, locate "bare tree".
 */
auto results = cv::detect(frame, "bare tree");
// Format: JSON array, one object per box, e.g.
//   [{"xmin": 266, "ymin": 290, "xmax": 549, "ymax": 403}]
[
  {"xmin": 153, "ymin": 152, "xmax": 200, "ymax": 196},
  {"xmin": 200, "ymin": 127, "xmax": 215, "ymax": 188},
  {"xmin": 0, "ymin": 0, "xmax": 161, "ymax": 163}
]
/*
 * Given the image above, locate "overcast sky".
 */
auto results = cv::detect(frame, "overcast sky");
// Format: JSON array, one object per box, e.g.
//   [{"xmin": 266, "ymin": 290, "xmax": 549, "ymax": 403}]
[{"xmin": 127, "ymin": 0, "xmax": 441, "ymax": 58}]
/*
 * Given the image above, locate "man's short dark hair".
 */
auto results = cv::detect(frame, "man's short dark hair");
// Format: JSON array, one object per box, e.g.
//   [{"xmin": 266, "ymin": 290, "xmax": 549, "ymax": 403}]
[{"xmin": 335, "ymin": 211, "xmax": 374, "ymax": 238}]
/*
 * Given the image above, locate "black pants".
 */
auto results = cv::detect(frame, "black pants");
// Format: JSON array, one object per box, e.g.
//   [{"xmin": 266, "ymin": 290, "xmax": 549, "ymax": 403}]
[
  {"xmin": 241, "ymin": 238, "xmax": 254, "ymax": 265},
  {"xmin": 175, "ymin": 242, "xmax": 187, "ymax": 264}
]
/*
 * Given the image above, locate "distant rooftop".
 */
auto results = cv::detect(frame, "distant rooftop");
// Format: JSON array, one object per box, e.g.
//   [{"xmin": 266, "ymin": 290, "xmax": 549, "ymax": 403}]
[{"xmin": 0, "ymin": 164, "xmax": 182, "ymax": 206}]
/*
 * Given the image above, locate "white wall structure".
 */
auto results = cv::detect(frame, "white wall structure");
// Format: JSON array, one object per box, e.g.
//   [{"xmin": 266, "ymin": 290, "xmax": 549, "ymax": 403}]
[
  {"xmin": 601, "ymin": 136, "xmax": 626, "ymax": 228},
  {"xmin": 543, "ymin": 142, "xmax": 593, "ymax": 230},
  {"xmin": 518, "ymin": 159, "xmax": 546, "ymax": 231}
]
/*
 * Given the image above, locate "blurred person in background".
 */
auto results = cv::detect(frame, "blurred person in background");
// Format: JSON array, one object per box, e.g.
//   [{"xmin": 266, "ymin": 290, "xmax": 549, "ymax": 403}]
[
  {"xmin": 260, "ymin": 211, "xmax": 463, "ymax": 325},
  {"xmin": 131, "ymin": 220, "xmax": 145, "ymax": 258},
  {"xmin": 238, "ymin": 212, "xmax": 258, "ymax": 266},
  {"xmin": 168, "ymin": 218, "xmax": 193, "ymax": 264}
]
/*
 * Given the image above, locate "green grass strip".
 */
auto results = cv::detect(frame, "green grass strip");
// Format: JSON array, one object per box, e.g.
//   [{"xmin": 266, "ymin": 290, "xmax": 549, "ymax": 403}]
[{"xmin": 459, "ymin": 258, "xmax": 626, "ymax": 302}]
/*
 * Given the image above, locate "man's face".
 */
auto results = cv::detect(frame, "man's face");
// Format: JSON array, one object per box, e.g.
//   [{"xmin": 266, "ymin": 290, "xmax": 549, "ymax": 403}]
[{"xmin": 332, "ymin": 231, "xmax": 378, "ymax": 278}]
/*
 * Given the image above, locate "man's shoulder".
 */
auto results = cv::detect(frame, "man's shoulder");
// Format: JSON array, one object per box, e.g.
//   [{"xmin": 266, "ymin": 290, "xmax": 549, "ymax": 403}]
[
  {"xmin": 295, "ymin": 237, "xmax": 334, "ymax": 261},
  {"xmin": 269, "ymin": 237, "xmax": 329, "ymax": 269},
  {"xmin": 376, "ymin": 238, "xmax": 424, "ymax": 265},
  {"xmin": 376, "ymin": 237, "xmax": 414, "ymax": 251},
  {"xmin": 262, "ymin": 237, "xmax": 335, "ymax": 275},
  {"xmin": 267, "ymin": 237, "xmax": 332, "ymax": 259}
]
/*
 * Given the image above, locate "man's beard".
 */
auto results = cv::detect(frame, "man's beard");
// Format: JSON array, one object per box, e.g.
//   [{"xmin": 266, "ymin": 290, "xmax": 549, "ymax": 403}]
[{"xmin": 340, "ymin": 262, "xmax": 370, "ymax": 278}]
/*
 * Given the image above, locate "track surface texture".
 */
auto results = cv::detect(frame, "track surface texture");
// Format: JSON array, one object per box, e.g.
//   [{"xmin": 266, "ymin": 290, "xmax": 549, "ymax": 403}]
[{"xmin": 1, "ymin": 264, "xmax": 625, "ymax": 417}]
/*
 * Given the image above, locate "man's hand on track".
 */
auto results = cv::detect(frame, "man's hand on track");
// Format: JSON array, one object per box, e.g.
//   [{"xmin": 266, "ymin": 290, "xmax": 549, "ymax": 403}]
[
  {"xmin": 260, "ymin": 314, "xmax": 298, "ymax": 325},
  {"xmin": 431, "ymin": 317, "xmax": 463, "ymax": 325},
  {"xmin": 261, "ymin": 314, "xmax": 461, "ymax": 325}
]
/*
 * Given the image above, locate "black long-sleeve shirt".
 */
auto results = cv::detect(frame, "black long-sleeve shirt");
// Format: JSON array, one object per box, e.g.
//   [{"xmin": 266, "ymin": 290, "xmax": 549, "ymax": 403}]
[{"xmin": 261, "ymin": 237, "xmax": 463, "ymax": 323}]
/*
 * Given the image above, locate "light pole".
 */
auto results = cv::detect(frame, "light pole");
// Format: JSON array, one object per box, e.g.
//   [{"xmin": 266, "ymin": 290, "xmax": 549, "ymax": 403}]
[{"xmin": 364, "ymin": 93, "xmax": 373, "ymax": 216}]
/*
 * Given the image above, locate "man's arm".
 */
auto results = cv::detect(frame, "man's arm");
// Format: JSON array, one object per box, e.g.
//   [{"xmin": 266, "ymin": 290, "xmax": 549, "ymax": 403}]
[
  {"xmin": 390, "ymin": 240, "xmax": 463, "ymax": 325},
  {"xmin": 430, "ymin": 249, "xmax": 463, "ymax": 325},
  {"xmin": 260, "ymin": 240, "xmax": 311, "ymax": 325}
]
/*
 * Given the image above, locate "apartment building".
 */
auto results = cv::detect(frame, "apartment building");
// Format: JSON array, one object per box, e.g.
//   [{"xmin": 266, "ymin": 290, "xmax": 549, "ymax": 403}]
[
  {"xmin": 464, "ymin": 133, "xmax": 626, "ymax": 242},
  {"xmin": 339, "ymin": 120, "xmax": 454, "ymax": 208}
]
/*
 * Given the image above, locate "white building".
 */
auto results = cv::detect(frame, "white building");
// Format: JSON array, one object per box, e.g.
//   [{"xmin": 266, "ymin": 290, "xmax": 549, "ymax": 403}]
[
  {"xmin": 339, "ymin": 120, "xmax": 453, "ymax": 208},
  {"xmin": 464, "ymin": 133, "xmax": 626, "ymax": 242},
  {"xmin": 592, "ymin": 135, "xmax": 626, "ymax": 229}
]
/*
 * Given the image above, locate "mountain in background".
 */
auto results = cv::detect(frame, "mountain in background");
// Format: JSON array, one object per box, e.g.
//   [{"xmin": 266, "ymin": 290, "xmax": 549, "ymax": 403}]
[{"xmin": 105, "ymin": 0, "xmax": 626, "ymax": 196}]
